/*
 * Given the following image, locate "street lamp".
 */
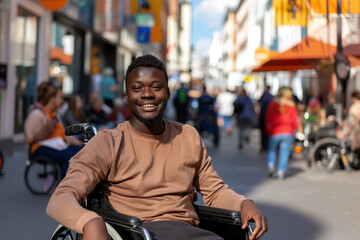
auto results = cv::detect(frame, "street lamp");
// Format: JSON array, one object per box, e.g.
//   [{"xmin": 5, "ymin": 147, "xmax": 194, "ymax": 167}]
[{"xmin": 333, "ymin": 0, "xmax": 350, "ymax": 120}]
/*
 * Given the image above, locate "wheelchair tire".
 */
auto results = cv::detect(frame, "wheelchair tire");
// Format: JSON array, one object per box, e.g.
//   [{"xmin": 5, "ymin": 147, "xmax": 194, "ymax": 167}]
[
  {"xmin": 51, "ymin": 223, "xmax": 123, "ymax": 240},
  {"xmin": 24, "ymin": 156, "xmax": 61, "ymax": 195},
  {"xmin": 309, "ymin": 137, "xmax": 341, "ymax": 170}
]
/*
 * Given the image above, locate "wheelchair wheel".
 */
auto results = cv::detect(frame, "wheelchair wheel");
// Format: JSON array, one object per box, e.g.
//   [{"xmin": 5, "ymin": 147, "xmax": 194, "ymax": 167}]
[
  {"xmin": 309, "ymin": 137, "xmax": 341, "ymax": 170},
  {"xmin": 24, "ymin": 156, "xmax": 61, "ymax": 195},
  {"xmin": 51, "ymin": 223, "xmax": 123, "ymax": 240}
]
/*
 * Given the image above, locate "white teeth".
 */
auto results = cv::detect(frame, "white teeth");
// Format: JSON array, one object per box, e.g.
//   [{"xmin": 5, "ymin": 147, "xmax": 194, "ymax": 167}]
[{"xmin": 143, "ymin": 104, "xmax": 155, "ymax": 107}]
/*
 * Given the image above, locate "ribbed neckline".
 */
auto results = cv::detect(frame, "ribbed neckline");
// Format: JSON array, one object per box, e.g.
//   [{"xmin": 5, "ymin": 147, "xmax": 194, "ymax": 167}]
[{"xmin": 126, "ymin": 120, "xmax": 168, "ymax": 141}]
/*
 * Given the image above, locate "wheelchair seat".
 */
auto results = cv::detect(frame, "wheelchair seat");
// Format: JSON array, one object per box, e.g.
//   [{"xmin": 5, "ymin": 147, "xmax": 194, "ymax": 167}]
[{"xmin": 51, "ymin": 185, "xmax": 251, "ymax": 240}]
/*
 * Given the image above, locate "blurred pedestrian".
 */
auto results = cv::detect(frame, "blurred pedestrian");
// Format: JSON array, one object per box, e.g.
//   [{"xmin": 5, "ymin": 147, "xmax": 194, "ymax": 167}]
[
  {"xmin": 336, "ymin": 90, "xmax": 360, "ymax": 151},
  {"xmin": 258, "ymin": 85, "xmax": 273, "ymax": 152},
  {"xmin": 304, "ymin": 97, "xmax": 322, "ymax": 133},
  {"xmin": 99, "ymin": 67, "xmax": 119, "ymax": 108},
  {"xmin": 61, "ymin": 94, "xmax": 84, "ymax": 127},
  {"xmin": 216, "ymin": 88, "xmax": 236, "ymax": 135},
  {"xmin": 173, "ymin": 82, "xmax": 189, "ymax": 123},
  {"xmin": 233, "ymin": 88, "xmax": 255, "ymax": 149},
  {"xmin": 108, "ymin": 97, "xmax": 131, "ymax": 127},
  {"xmin": 84, "ymin": 94, "xmax": 111, "ymax": 130},
  {"xmin": 265, "ymin": 86, "xmax": 298, "ymax": 179},
  {"xmin": 24, "ymin": 82, "xmax": 83, "ymax": 178}
]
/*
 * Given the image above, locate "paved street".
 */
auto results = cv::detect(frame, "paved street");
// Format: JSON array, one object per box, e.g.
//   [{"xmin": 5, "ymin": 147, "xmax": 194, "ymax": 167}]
[{"xmin": 1, "ymin": 128, "xmax": 359, "ymax": 240}]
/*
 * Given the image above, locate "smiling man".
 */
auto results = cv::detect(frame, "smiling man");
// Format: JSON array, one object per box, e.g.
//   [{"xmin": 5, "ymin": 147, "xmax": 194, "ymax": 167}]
[{"xmin": 47, "ymin": 55, "xmax": 267, "ymax": 240}]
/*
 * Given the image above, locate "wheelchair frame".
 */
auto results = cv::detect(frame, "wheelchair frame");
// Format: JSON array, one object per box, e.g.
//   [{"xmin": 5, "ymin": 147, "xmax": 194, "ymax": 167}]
[
  {"xmin": 24, "ymin": 152, "xmax": 61, "ymax": 195},
  {"xmin": 50, "ymin": 123, "xmax": 252, "ymax": 240}
]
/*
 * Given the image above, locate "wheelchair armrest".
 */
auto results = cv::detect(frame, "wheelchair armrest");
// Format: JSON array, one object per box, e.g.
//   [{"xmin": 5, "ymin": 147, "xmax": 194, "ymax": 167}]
[
  {"xmin": 193, "ymin": 203, "xmax": 242, "ymax": 225},
  {"xmin": 92, "ymin": 207, "xmax": 142, "ymax": 227}
]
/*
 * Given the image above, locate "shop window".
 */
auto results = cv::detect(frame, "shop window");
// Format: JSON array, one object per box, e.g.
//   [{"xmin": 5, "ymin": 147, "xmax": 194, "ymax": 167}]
[
  {"xmin": 0, "ymin": 8, "xmax": 9, "ymax": 89},
  {"xmin": 50, "ymin": 22, "xmax": 83, "ymax": 95},
  {"xmin": 14, "ymin": 8, "xmax": 38, "ymax": 133}
]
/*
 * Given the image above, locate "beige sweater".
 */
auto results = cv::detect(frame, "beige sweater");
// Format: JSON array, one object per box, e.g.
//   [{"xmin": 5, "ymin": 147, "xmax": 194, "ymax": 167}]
[{"xmin": 46, "ymin": 120, "xmax": 246, "ymax": 233}]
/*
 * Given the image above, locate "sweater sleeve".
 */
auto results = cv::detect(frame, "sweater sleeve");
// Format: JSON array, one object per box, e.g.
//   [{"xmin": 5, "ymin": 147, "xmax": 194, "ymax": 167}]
[
  {"xmin": 194, "ymin": 136, "xmax": 247, "ymax": 211},
  {"xmin": 46, "ymin": 130, "xmax": 117, "ymax": 233}
]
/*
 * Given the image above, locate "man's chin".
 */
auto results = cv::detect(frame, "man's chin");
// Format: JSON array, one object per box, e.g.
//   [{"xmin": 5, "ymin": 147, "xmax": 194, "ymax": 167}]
[{"xmin": 134, "ymin": 114, "xmax": 162, "ymax": 125}]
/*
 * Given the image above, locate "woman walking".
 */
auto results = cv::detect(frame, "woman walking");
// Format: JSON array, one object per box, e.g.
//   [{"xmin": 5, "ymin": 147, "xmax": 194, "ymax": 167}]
[{"xmin": 265, "ymin": 87, "xmax": 298, "ymax": 179}]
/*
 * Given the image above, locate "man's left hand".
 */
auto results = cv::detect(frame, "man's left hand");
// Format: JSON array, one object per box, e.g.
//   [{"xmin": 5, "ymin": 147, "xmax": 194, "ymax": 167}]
[{"xmin": 240, "ymin": 199, "xmax": 268, "ymax": 240}]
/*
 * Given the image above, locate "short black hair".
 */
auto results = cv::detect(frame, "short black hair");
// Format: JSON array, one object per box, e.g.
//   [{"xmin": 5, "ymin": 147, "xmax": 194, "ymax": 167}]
[
  {"xmin": 351, "ymin": 90, "xmax": 360, "ymax": 100},
  {"xmin": 125, "ymin": 54, "xmax": 168, "ymax": 90}
]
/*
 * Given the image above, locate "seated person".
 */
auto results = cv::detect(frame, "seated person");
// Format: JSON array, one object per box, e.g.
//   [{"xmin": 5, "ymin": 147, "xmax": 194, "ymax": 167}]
[
  {"xmin": 84, "ymin": 94, "xmax": 112, "ymax": 129},
  {"xmin": 46, "ymin": 55, "xmax": 268, "ymax": 240},
  {"xmin": 336, "ymin": 90, "xmax": 360, "ymax": 151},
  {"xmin": 61, "ymin": 94, "xmax": 84, "ymax": 127},
  {"xmin": 24, "ymin": 82, "xmax": 83, "ymax": 178}
]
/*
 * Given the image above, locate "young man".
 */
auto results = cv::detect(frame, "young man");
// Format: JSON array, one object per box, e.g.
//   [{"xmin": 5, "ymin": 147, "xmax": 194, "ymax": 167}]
[{"xmin": 47, "ymin": 55, "xmax": 268, "ymax": 240}]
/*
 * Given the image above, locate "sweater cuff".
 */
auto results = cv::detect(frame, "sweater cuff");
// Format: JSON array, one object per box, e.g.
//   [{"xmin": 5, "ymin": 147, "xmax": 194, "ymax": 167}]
[{"xmin": 76, "ymin": 211, "xmax": 102, "ymax": 234}]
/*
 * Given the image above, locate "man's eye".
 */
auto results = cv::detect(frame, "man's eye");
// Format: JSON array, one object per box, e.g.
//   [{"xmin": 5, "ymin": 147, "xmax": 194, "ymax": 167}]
[
  {"xmin": 133, "ymin": 86, "xmax": 142, "ymax": 91},
  {"xmin": 153, "ymin": 86, "xmax": 162, "ymax": 90}
]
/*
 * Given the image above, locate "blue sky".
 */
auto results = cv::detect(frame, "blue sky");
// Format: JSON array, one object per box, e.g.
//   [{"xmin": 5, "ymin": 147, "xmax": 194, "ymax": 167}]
[{"xmin": 191, "ymin": 0, "xmax": 240, "ymax": 57}]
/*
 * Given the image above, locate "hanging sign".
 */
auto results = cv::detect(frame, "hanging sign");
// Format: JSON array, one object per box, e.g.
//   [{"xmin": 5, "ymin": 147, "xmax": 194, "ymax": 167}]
[{"xmin": 39, "ymin": 0, "xmax": 69, "ymax": 11}]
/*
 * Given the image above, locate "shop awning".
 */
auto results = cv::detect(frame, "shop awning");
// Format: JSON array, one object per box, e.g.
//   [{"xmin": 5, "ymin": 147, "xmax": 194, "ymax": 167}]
[
  {"xmin": 252, "ymin": 37, "xmax": 360, "ymax": 72},
  {"xmin": 254, "ymin": 46, "xmax": 279, "ymax": 64},
  {"xmin": 344, "ymin": 44, "xmax": 360, "ymax": 58},
  {"xmin": 50, "ymin": 46, "xmax": 73, "ymax": 65},
  {"xmin": 252, "ymin": 37, "xmax": 335, "ymax": 72}
]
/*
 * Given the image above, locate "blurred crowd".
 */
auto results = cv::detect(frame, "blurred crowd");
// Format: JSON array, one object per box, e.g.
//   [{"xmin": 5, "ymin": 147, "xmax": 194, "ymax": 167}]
[{"xmin": 23, "ymin": 67, "xmax": 360, "ymax": 182}]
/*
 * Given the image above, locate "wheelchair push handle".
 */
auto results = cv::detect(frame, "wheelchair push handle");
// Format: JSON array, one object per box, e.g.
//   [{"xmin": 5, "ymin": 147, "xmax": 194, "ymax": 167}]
[{"xmin": 65, "ymin": 123, "xmax": 98, "ymax": 136}]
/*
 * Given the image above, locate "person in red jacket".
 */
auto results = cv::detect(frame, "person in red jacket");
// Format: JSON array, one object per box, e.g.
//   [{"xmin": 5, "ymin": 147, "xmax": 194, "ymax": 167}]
[{"xmin": 265, "ymin": 86, "xmax": 298, "ymax": 179}]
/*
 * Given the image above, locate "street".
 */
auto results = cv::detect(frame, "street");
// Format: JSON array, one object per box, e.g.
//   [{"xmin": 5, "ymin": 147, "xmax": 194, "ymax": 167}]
[{"xmin": 1, "ymin": 128, "xmax": 359, "ymax": 240}]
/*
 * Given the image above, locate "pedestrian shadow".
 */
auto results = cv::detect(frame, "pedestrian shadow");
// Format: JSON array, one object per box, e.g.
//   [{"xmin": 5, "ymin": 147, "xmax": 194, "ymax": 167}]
[
  {"xmin": 256, "ymin": 202, "xmax": 322, "ymax": 240},
  {"xmin": 285, "ymin": 166, "xmax": 304, "ymax": 178}
]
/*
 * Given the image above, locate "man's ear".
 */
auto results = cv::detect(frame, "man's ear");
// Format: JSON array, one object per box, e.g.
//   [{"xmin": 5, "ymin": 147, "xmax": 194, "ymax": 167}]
[{"xmin": 167, "ymin": 87, "xmax": 170, "ymax": 100}]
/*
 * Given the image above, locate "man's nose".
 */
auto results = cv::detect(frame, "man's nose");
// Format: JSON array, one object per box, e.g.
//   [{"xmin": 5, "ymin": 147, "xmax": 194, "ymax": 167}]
[{"xmin": 141, "ymin": 87, "xmax": 155, "ymax": 98}]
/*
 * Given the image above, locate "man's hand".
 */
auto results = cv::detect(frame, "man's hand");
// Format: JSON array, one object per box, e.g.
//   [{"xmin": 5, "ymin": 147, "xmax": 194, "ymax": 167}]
[
  {"xmin": 240, "ymin": 199, "xmax": 268, "ymax": 240},
  {"xmin": 83, "ymin": 218, "xmax": 109, "ymax": 240}
]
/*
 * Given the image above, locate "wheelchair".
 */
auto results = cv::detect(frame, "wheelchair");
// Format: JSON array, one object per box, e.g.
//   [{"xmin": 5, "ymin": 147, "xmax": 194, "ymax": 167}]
[
  {"xmin": 50, "ymin": 123, "xmax": 252, "ymax": 240},
  {"xmin": 24, "ymin": 145, "xmax": 61, "ymax": 195}
]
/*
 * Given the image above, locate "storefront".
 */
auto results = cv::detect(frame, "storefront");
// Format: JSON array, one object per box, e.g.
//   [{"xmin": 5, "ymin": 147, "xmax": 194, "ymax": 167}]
[{"xmin": 0, "ymin": 0, "xmax": 140, "ymax": 155}]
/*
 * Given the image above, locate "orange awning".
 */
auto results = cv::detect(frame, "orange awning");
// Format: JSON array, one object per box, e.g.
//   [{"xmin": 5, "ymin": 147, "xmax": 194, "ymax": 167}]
[
  {"xmin": 255, "ymin": 46, "xmax": 279, "ymax": 64},
  {"xmin": 50, "ymin": 46, "xmax": 73, "ymax": 65},
  {"xmin": 252, "ymin": 37, "xmax": 336, "ymax": 72}
]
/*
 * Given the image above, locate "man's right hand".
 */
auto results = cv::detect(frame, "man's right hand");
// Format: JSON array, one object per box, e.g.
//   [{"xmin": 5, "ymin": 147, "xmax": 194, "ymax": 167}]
[{"xmin": 83, "ymin": 218, "xmax": 109, "ymax": 240}]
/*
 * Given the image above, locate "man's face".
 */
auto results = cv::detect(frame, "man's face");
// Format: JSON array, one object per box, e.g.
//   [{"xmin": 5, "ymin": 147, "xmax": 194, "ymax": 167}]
[{"xmin": 125, "ymin": 67, "xmax": 170, "ymax": 125}]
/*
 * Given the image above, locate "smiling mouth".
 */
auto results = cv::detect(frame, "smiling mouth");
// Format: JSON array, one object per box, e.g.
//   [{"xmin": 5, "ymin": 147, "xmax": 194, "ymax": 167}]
[{"xmin": 140, "ymin": 103, "xmax": 158, "ymax": 110}]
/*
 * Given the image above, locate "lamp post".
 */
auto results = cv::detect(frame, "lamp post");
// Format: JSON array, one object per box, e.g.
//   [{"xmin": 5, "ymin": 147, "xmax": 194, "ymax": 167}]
[{"xmin": 334, "ymin": 0, "xmax": 350, "ymax": 120}]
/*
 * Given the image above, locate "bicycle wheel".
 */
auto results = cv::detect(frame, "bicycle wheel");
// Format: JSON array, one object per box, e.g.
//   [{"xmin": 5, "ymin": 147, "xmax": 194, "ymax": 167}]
[
  {"xmin": 24, "ymin": 156, "xmax": 61, "ymax": 195},
  {"xmin": 51, "ymin": 223, "xmax": 123, "ymax": 240},
  {"xmin": 309, "ymin": 137, "xmax": 341, "ymax": 170}
]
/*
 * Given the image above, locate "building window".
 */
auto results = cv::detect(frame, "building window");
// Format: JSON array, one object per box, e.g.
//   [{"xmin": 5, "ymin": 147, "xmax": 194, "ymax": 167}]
[{"xmin": 14, "ymin": 8, "xmax": 38, "ymax": 133}]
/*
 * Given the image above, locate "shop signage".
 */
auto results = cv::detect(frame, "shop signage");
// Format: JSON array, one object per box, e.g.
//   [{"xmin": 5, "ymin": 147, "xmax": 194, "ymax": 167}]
[{"xmin": 39, "ymin": 0, "xmax": 69, "ymax": 11}]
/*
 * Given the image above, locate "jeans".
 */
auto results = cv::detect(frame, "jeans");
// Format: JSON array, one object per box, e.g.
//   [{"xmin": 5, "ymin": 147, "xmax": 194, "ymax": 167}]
[
  {"xmin": 267, "ymin": 134, "xmax": 294, "ymax": 175},
  {"xmin": 221, "ymin": 115, "xmax": 233, "ymax": 131},
  {"xmin": 33, "ymin": 145, "xmax": 83, "ymax": 178}
]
